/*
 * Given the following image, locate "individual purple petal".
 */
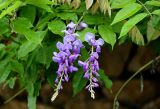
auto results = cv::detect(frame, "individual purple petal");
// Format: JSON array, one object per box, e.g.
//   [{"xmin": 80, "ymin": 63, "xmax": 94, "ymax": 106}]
[
  {"xmin": 56, "ymin": 42, "xmax": 64, "ymax": 51},
  {"xmin": 73, "ymin": 39, "xmax": 84, "ymax": 47},
  {"xmin": 92, "ymin": 77, "xmax": 98, "ymax": 82},
  {"xmin": 96, "ymin": 46, "xmax": 101, "ymax": 53},
  {"xmin": 63, "ymin": 35, "xmax": 76, "ymax": 43},
  {"xmin": 56, "ymin": 71, "xmax": 62, "ymax": 77},
  {"xmin": 77, "ymin": 22, "xmax": 88, "ymax": 30},
  {"xmin": 63, "ymin": 43, "xmax": 72, "ymax": 50},
  {"xmin": 83, "ymin": 62, "xmax": 89, "ymax": 72},
  {"xmin": 69, "ymin": 54, "xmax": 79, "ymax": 62},
  {"xmin": 73, "ymin": 46, "xmax": 80, "ymax": 54},
  {"xmin": 94, "ymin": 60, "xmax": 99, "ymax": 70},
  {"xmin": 96, "ymin": 38, "xmax": 104, "ymax": 46},
  {"xmin": 85, "ymin": 32, "xmax": 95, "ymax": 42},
  {"xmin": 65, "ymin": 59, "xmax": 69, "ymax": 67},
  {"xmin": 52, "ymin": 56, "xmax": 61, "ymax": 63},
  {"xmin": 55, "ymin": 78, "xmax": 59, "ymax": 84},
  {"xmin": 58, "ymin": 64, "xmax": 64, "ymax": 72},
  {"xmin": 64, "ymin": 75, "xmax": 69, "ymax": 82},
  {"xmin": 67, "ymin": 22, "xmax": 76, "ymax": 29},
  {"xmin": 92, "ymin": 71, "xmax": 100, "ymax": 77},
  {"xmin": 91, "ymin": 52, "xmax": 99, "ymax": 59},
  {"xmin": 84, "ymin": 72, "xmax": 90, "ymax": 79},
  {"xmin": 78, "ymin": 60, "xmax": 86, "ymax": 66},
  {"xmin": 69, "ymin": 66, "xmax": 78, "ymax": 72},
  {"xmin": 93, "ymin": 83, "xmax": 99, "ymax": 87}
]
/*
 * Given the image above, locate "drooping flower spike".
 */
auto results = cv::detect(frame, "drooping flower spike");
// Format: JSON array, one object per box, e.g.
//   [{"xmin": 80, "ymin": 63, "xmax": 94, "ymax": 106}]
[
  {"xmin": 51, "ymin": 22, "xmax": 86, "ymax": 101},
  {"xmin": 78, "ymin": 32, "xmax": 104, "ymax": 99}
]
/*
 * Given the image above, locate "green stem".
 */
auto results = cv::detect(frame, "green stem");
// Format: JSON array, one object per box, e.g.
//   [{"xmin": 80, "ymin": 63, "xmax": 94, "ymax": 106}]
[
  {"xmin": 4, "ymin": 87, "xmax": 25, "ymax": 104},
  {"xmin": 113, "ymin": 55, "xmax": 160, "ymax": 109},
  {"xmin": 137, "ymin": 0, "xmax": 152, "ymax": 17}
]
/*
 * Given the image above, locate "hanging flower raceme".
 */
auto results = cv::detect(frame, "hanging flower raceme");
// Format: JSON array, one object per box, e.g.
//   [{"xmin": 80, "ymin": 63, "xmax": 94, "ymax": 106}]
[
  {"xmin": 78, "ymin": 32, "xmax": 104, "ymax": 99},
  {"xmin": 51, "ymin": 22, "xmax": 84, "ymax": 101}
]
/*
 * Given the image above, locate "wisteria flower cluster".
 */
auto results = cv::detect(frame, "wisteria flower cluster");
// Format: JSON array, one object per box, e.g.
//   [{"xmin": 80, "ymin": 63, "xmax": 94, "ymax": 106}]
[
  {"xmin": 78, "ymin": 32, "xmax": 104, "ymax": 99},
  {"xmin": 51, "ymin": 22, "xmax": 104, "ymax": 101}
]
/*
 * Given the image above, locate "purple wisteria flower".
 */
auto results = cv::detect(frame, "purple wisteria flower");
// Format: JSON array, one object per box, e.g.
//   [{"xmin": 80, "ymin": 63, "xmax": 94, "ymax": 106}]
[
  {"xmin": 51, "ymin": 22, "xmax": 85, "ymax": 101},
  {"xmin": 78, "ymin": 32, "xmax": 104, "ymax": 99},
  {"xmin": 77, "ymin": 22, "xmax": 88, "ymax": 30}
]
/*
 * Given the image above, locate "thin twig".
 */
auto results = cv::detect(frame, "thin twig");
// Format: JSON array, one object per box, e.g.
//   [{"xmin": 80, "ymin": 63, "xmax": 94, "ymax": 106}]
[
  {"xmin": 113, "ymin": 55, "xmax": 160, "ymax": 109},
  {"xmin": 4, "ymin": 87, "xmax": 25, "ymax": 104}
]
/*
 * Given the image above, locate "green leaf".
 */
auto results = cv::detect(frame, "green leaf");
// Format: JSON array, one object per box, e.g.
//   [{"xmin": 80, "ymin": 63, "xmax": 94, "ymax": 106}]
[
  {"xmin": 0, "ymin": 17, "xmax": 10, "ymax": 35},
  {"xmin": 6, "ymin": 77, "xmax": 16, "ymax": 89},
  {"xmin": 36, "ymin": 41, "xmax": 57, "ymax": 69},
  {"xmin": 0, "ymin": 64, "xmax": 11, "ymax": 84},
  {"xmin": 22, "ymin": 30, "xmax": 46, "ymax": 44},
  {"xmin": 10, "ymin": 60, "xmax": 24, "ymax": 76},
  {"xmin": 12, "ymin": 17, "xmax": 33, "ymax": 32},
  {"xmin": 129, "ymin": 26, "xmax": 144, "ymax": 45},
  {"xmin": 98, "ymin": 25, "xmax": 116, "ymax": 49},
  {"xmin": 34, "ymin": 80, "xmax": 41, "ymax": 96},
  {"xmin": 72, "ymin": 70, "xmax": 87, "ymax": 96},
  {"xmin": 58, "ymin": 12, "xmax": 78, "ymax": 22},
  {"xmin": 99, "ymin": 69, "xmax": 112, "ymax": 89},
  {"xmin": 18, "ymin": 40, "xmax": 39, "ymax": 59},
  {"xmin": 25, "ymin": 0, "xmax": 52, "ymax": 12},
  {"xmin": 48, "ymin": 19, "xmax": 66, "ymax": 36},
  {"xmin": 36, "ymin": 13, "xmax": 55, "ymax": 30},
  {"xmin": 146, "ymin": 1, "xmax": 160, "ymax": 7},
  {"xmin": 19, "ymin": 5, "xmax": 36, "ymax": 23},
  {"xmin": 111, "ymin": 0, "xmax": 136, "ymax": 9},
  {"xmin": 0, "ymin": 0, "xmax": 12, "ymax": 11},
  {"xmin": 0, "ymin": 1, "xmax": 22, "ymax": 19},
  {"xmin": 152, "ymin": 9, "xmax": 160, "ymax": 16},
  {"xmin": 46, "ymin": 70, "xmax": 57, "ymax": 87},
  {"xmin": 86, "ymin": 0, "xmax": 93, "ymax": 10},
  {"xmin": 77, "ymin": 28, "xmax": 97, "ymax": 42},
  {"xmin": 120, "ymin": 13, "xmax": 148, "ymax": 38},
  {"xmin": 83, "ymin": 14, "xmax": 108, "ymax": 25},
  {"xmin": 147, "ymin": 25, "xmax": 160, "ymax": 42},
  {"xmin": 111, "ymin": 3, "xmax": 142, "ymax": 25}
]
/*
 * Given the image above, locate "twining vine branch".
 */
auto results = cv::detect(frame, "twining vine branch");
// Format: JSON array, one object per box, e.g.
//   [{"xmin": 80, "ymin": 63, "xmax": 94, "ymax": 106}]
[{"xmin": 113, "ymin": 55, "xmax": 160, "ymax": 109}]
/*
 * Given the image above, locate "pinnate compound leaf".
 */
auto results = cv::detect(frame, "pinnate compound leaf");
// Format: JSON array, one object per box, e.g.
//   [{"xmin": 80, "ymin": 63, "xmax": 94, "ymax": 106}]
[
  {"xmin": 146, "ymin": 1, "xmax": 160, "ymax": 7},
  {"xmin": 98, "ymin": 25, "xmax": 116, "ymax": 49},
  {"xmin": 119, "ymin": 13, "xmax": 148, "ymax": 38},
  {"xmin": 111, "ymin": 3, "xmax": 142, "ymax": 25},
  {"xmin": 111, "ymin": 0, "xmax": 136, "ymax": 9},
  {"xmin": 73, "ymin": 70, "xmax": 87, "ymax": 96},
  {"xmin": 86, "ymin": 0, "xmax": 93, "ymax": 10},
  {"xmin": 48, "ymin": 19, "xmax": 66, "ymax": 36},
  {"xmin": 129, "ymin": 26, "xmax": 144, "ymax": 45},
  {"xmin": 99, "ymin": 69, "xmax": 112, "ymax": 89},
  {"xmin": 147, "ymin": 25, "xmax": 160, "ymax": 43}
]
